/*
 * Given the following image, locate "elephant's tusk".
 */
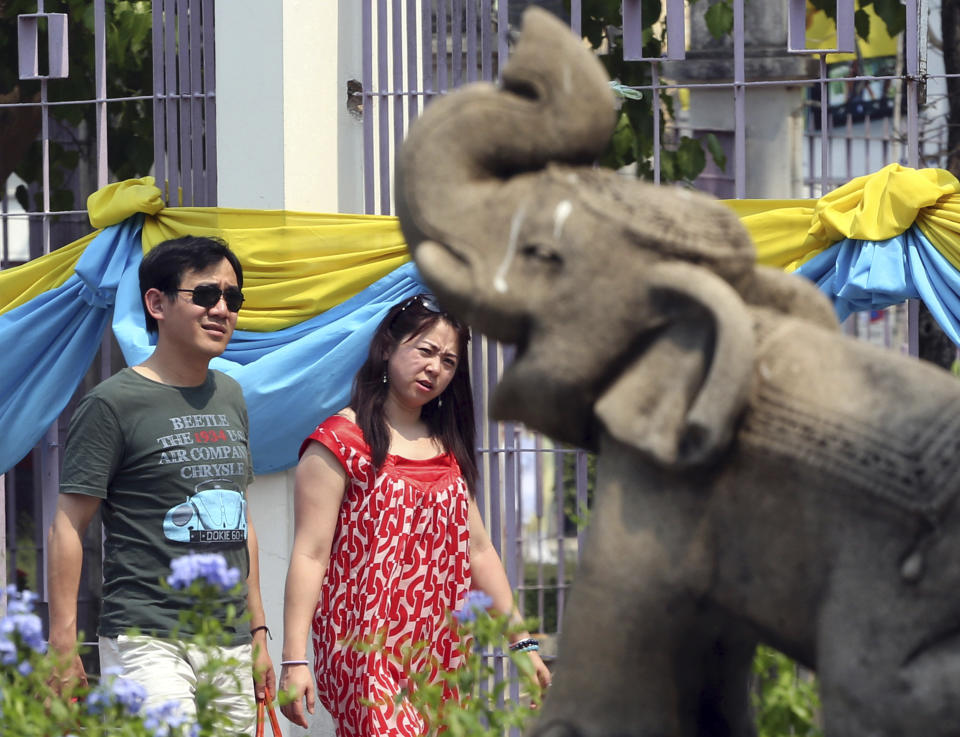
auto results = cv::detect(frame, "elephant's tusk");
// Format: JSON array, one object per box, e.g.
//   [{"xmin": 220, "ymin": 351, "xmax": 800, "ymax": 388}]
[{"xmin": 495, "ymin": 202, "xmax": 528, "ymax": 294}]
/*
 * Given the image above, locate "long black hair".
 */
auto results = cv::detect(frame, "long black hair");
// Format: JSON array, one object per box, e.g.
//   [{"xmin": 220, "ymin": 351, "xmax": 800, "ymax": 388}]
[{"xmin": 350, "ymin": 294, "xmax": 478, "ymax": 494}]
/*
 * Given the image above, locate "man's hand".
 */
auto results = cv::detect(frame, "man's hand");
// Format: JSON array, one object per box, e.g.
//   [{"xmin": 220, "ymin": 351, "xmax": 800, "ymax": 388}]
[
  {"xmin": 278, "ymin": 662, "xmax": 315, "ymax": 728},
  {"xmin": 252, "ymin": 635, "xmax": 276, "ymax": 703},
  {"xmin": 47, "ymin": 639, "xmax": 88, "ymax": 696}
]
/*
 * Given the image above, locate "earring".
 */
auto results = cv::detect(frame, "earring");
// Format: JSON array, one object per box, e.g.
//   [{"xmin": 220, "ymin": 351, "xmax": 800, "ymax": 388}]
[
  {"xmin": 382, "ymin": 370, "xmax": 388, "ymax": 384},
  {"xmin": 438, "ymin": 396, "xmax": 443, "ymax": 408}
]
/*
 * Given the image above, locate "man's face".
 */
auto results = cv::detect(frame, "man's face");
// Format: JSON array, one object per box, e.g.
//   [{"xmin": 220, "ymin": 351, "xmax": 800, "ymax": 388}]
[{"xmin": 159, "ymin": 258, "xmax": 241, "ymax": 360}]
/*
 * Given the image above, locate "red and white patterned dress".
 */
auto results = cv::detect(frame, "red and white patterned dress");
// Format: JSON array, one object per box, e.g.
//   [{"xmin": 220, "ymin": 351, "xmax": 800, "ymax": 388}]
[{"xmin": 302, "ymin": 415, "xmax": 471, "ymax": 737}]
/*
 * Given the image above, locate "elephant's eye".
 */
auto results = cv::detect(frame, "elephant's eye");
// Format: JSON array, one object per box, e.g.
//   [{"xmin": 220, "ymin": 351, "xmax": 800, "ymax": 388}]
[{"xmin": 520, "ymin": 243, "xmax": 563, "ymax": 267}]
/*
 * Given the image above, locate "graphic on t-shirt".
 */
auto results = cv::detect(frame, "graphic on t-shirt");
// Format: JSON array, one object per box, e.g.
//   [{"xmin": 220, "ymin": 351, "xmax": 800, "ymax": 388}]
[{"xmin": 162, "ymin": 478, "xmax": 248, "ymax": 543}]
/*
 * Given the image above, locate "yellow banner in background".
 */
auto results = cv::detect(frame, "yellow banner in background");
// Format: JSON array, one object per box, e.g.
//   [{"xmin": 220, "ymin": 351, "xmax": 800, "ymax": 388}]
[{"xmin": 804, "ymin": 2, "xmax": 898, "ymax": 62}]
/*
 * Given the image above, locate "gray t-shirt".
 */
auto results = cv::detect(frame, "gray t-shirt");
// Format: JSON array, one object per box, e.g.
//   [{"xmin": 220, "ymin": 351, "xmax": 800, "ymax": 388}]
[{"xmin": 60, "ymin": 368, "xmax": 254, "ymax": 642}]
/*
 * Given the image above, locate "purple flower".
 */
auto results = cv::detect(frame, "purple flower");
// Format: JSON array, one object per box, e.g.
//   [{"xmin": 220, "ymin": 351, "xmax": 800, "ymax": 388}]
[
  {"xmin": 167, "ymin": 553, "xmax": 241, "ymax": 591},
  {"xmin": 4, "ymin": 586, "xmax": 38, "ymax": 616},
  {"xmin": 453, "ymin": 590, "xmax": 494, "ymax": 623},
  {"xmin": 87, "ymin": 676, "xmax": 148, "ymax": 715},
  {"xmin": 144, "ymin": 699, "xmax": 189, "ymax": 737},
  {"xmin": 0, "ymin": 637, "xmax": 16, "ymax": 665},
  {"xmin": 112, "ymin": 676, "xmax": 148, "ymax": 713},
  {"xmin": 0, "ymin": 589, "xmax": 47, "ymax": 662}
]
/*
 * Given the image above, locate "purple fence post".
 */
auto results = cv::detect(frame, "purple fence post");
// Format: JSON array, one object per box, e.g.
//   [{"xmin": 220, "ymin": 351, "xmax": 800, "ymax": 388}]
[
  {"xmin": 407, "ymin": 0, "xmax": 420, "ymax": 124},
  {"xmin": 451, "ymin": 0, "xmax": 463, "ymax": 88},
  {"xmin": 422, "ymin": 0, "xmax": 435, "ymax": 104},
  {"xmin": 189, "ymin": 0, "xmax": 204, "ymax": 205},
  {"xmin": 481, "ymin": 0, "xmax": 492, "ymax": 81},
  {"xmin": 362, "ymin": 0, "xmax": 375, "ymax": 213},
  {"xmin": 905, "ymin": 0, "xmax": 922, "ymax": 356},
  {"xmin": 466, "ymin": 0, "xmax": 477, "ymax": 83},
  {"xmin": 94, "ymin": 0, "xmax": 108, "ymax": 187},
  {"xmin": 733, "ymin": 0, "xmax": 746, "ymax": 198},
  {"xmin": 202, "ymin": 0, "xmax": 217, "ymax": 205},
  {"xmin": 497, "ymin": 0, "xmax": 508, "ymax": 77},
  {"xmin": 438, "ymin": 0, "xmax": 448, "ymax": 92},
  {"xmin": 163, "ymin": 0, "xmax": 179, "ymax": 205},
  {"xmin": 652, "ymin": 63, "xmax": 661, "ymax": 184},
  {"xmin": 177, "ymin": 0, "xmax": 193, "ymax": 205},
  {"xmin": 819, "ymin": 56, "xmax": 830, "ymax": 195},
  {"xmin": 472, "ymin": 334, "xmax": 487, "ymax": 512},
  {"xmin": 152, "ymin": 0, "xmax": 166, "ymax": 202},
  {"xmin": 392, "ymin": 0, "xmax": 404, "ymax": 212},
  {"xmin": 377, "ymin": 0, "xmax": 391, "ymax": 214}
]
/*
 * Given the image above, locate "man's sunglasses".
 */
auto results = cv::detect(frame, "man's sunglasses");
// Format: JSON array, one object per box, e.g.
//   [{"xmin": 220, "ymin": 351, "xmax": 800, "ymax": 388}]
[{"xmin": 175, "ymin": 285, "xmax": 245, "ymax": 312}]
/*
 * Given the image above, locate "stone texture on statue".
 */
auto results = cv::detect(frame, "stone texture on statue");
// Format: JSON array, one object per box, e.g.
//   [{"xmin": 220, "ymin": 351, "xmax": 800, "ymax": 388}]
[{"xmin": 397, "ymin": 8, "xmax": 960, "ymax": 737}]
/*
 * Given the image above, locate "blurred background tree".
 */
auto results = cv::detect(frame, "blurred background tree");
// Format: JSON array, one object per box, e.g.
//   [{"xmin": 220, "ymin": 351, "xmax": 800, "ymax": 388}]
[{"xmin": 0, "ymin": 0, "xmax": 154, "ymax": 212}]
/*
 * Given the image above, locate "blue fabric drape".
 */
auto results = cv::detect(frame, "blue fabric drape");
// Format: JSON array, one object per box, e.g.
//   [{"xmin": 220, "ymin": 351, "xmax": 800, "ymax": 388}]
[
  {"xmin": 795, "ymin": 224, "xmax": 960, "ymax": 345},
  {"xmin": 0, "ymin": 217, "xmax": 144, "ymax": 475}
]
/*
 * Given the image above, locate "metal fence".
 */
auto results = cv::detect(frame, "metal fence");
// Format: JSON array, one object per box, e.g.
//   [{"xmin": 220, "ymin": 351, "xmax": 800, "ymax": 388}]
[{"xmin": 1, "ymin": 0, "xmax": 215, "ymax": 644}]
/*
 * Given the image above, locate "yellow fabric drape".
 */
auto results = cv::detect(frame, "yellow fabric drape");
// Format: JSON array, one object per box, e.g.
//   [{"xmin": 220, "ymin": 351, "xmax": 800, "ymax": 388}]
[
  {"xmin": 726, "ymin": 164, "xmax": 960, "ymax": 272},
  {"xmin": 0, "ymin": 231, "xmax": 96, "ymax": 314},
  {"xmin": 11, "ymin": 165, "xmax": 960, "ymax": 327},
  {"xmin": 144, "ymin": 208, "xmax": 409, "ymax": 331},
  {"xmin": 0, "ymin": 178, "xmax": 411, "ymax": 331}
]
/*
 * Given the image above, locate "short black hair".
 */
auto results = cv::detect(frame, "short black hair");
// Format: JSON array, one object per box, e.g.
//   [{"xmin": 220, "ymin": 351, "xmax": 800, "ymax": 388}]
[{"xmin": 139, "ymin": 235, "xmax": 243, "ymax": 333}]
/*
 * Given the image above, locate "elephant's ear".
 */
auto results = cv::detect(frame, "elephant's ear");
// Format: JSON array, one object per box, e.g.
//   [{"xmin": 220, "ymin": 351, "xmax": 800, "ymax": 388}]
[{"xmin": 594, "ymin": 262, "xmax": 756, "ymax": 468}]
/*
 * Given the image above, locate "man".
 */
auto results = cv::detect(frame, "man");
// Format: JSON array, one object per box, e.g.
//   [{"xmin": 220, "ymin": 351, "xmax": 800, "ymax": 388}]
[{"xmin": 47, "ymin": 236, "xmax": 275, "ymax": 734}]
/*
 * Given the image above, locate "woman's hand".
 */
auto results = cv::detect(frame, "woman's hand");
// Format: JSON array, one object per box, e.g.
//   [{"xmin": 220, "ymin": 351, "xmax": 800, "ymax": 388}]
[
  {"xmin": 278, "ymin": 663, "xmax": 316, "ymax": 728},
  {"xmin": 528, "ymin": 650, "xmax": 552, "ymax": 691}
]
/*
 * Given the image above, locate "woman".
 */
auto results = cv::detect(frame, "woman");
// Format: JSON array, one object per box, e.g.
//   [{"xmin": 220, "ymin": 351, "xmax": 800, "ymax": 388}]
[{"xmin": 278, "ymin": 293, "xmax": 551, "ymax": 736}]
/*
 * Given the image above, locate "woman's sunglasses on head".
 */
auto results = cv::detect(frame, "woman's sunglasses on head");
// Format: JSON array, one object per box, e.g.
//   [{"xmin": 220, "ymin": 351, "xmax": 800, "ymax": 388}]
[
  {"xmin": 175, "ymin": 284, "xmax": 245, "ymax": 312},
  {"xmin": 398, "ymin": 293, "xmax": 442, "ymax": 315}
]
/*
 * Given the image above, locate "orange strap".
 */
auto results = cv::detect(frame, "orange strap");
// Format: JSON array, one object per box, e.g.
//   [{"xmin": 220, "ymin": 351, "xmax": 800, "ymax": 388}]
[{"xmin": 256, "ymin": 686, "xmax": 282, "ymax": 737}]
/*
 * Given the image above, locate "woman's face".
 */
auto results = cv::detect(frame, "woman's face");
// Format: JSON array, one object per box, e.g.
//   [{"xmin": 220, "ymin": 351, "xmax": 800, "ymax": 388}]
[{"xmin": 386, "ymin": 319, "xmax": 460, "ymax": 410}]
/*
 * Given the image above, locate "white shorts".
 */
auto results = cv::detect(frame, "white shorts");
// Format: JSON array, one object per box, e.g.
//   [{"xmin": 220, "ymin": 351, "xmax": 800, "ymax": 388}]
[{"xmin": 99, "ymin": 634, "xmax": 257, "ymax": 736}]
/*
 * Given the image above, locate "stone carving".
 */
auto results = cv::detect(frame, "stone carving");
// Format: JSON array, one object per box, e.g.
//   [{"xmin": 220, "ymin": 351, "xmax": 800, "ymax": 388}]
[{"xmin": 397, "ymin": 8, "xmax": 960, "ymax": 737}]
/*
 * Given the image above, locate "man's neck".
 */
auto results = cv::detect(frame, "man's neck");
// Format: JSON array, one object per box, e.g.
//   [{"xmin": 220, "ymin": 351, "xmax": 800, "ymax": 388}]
[{"xmin": 135, "ymin": 351, "xmax": 210, "ymax": 387}]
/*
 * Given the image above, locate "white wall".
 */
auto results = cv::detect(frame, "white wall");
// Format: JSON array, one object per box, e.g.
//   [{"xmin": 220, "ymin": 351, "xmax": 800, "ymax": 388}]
[{"xmin": 216, "ymin": 2, "xmax": 365, "ymax": 734}]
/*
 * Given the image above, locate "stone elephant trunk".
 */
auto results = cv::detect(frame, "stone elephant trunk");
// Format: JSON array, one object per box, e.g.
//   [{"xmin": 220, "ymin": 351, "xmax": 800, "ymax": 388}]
[{"xmin": 394, "ymin": 7, "xmax": 616, "ymax": 329}]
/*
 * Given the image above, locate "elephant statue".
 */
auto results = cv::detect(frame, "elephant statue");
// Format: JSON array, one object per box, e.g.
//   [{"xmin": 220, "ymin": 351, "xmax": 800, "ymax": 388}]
[{"xmin": 396, "ymin": 7, "xmax": 960, "ymax": 737}]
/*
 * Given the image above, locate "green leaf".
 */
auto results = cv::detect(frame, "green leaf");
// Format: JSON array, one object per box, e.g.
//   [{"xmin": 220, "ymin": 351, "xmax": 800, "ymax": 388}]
[
  {"xmin": 854, "ymin": 8, "xmax": 871, "ymax": 42},
  {"xmin": 704, "ymin": 133, "xmax": 727, "ymax": 171},
  {"xmin": 14, "ymin": 185, "xmax": 29, "ymax": 212},
  {"xmin": 704, "ymin": 1, "xmax": 734, "ymax": 41},
  {"xmin": 641, "ymin": 0, "xmax": 663, "ymax": 28},
  {"xmin": 872, "ymin": 0, "xmax": 906, "ymax": 37},
  {"xmin": 659, "ymin": 149, "xmax": 677, "ymax": 182},
  {"xmin": 675, "ymin": 136, "xmax": 706, "ymax": 180}
]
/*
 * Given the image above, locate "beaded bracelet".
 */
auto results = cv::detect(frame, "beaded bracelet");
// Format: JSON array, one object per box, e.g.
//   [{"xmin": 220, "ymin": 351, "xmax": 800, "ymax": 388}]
[
  {"xmin": 280, "ymin": 660, "xmax": 310, "ymax": 667},
  {"xmin": 250, "ymin": 625, "xmax": 272, "ymax": 639},
  {"xmin": 508, "ymin": 637, "xmax": 539, "ymax": 653}
]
